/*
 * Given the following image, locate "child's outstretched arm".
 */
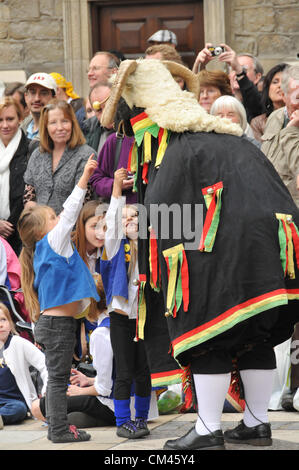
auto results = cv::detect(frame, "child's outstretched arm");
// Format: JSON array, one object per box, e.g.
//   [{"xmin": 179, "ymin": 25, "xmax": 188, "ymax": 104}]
[
  {"xmin": 78, "ymin": 154, "xmax": 98, "ymax": 190},
  {"xmin": 48, "ymin": 154, "xmax": 97, "ymax": 256},
  {"xmin": 112, "ymin": 168, "xmax": 128, "ymax": 198},
  {"xmin": 104, "ymin": 168, "xmax": 128, "ymax": 259}
]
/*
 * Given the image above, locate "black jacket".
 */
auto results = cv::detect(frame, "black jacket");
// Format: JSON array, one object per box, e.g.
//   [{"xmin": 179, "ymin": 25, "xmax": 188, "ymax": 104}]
[
  {"xmin": 82, "ymin": 116, "xmax": 102, "ymax": 151},
  {"xmin": 7, "ymin": 130, "xmax": 29, "ymax": 254},
  {"xmin": 238, "ymin": 74, "xmax": 264, "ymax": 123}
]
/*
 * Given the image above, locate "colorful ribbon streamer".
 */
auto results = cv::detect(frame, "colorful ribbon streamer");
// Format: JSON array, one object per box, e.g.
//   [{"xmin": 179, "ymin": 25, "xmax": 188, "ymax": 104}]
[
  {"xmin": 199, "ymin": 181, "xmax": 223, "ymax": 252},
  {"xmin": 162, "ymin": 243, "xmax": 189, "ymax": 318},
  {"xmin": 276, "ymin": 213, "xmax": 299, "ymax": 279}
]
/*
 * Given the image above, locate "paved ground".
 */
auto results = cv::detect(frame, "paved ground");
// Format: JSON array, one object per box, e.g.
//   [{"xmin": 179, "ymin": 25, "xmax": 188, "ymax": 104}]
[{"xmin": 1, "ymin": 409, "xmax": 299, "ymax": 458}]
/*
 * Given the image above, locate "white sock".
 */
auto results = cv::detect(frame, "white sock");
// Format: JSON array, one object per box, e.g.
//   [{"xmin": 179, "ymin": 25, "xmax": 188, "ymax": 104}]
[
  {"xmin": 193, "ymin": 373, "xmax": 231, "ymax": 435},
  {"xmin": 240, "ymin": 369, "xmax": 275, "ymax": 427}
]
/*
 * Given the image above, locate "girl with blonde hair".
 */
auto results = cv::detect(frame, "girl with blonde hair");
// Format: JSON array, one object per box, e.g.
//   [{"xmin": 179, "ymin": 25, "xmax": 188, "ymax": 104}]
[
  {"xmin": 18, "ymin": 156, "xmax": 99, "ymax": 443},
  {"xmin": 32, "ymin": 200, "xmax": 117, "ymax": 429}
]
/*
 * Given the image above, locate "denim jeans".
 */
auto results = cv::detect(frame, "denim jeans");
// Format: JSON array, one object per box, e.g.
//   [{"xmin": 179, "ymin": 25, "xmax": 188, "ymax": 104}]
[
  {"xmin": 0, "ymin": 397, "xmax": 28, "ymax": 424},
  {"xmin": 34, "ymin": 315, "xmax": 77, "ymax": 437}
]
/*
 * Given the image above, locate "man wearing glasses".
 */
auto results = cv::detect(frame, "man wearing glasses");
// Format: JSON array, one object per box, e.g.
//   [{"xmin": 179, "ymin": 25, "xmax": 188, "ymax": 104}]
[
  {"xmin": 22, "ymin": 73, "xmax": 57, "ymax": 152},
  {"xmin": 83, "ymin": 82, "xmax": 114, "ymax": 154},
  {"xmin": 87, "ymin": 52, "xmax": 119, "ymax": 88}
]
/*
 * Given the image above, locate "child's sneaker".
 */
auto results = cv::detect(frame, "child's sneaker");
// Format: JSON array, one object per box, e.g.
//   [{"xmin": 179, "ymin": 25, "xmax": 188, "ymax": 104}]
[
  {"xmin": 116, "ymin": 419, "xmax": 148, "ymax": 439},
  {"xmin": 51, "ymin": 425, "xmax": 91, "ymax": 443},
  {"xmin": 135, "ymin": 417, "xmax": 150, "ymax": 436}
]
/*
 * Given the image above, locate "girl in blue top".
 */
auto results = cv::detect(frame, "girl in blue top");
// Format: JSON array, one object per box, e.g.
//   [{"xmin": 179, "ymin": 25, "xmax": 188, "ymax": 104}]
[
  {"xmin": 17, "ymin": 155, "xmax": 99, "ymax": 443},
  {"xmin": 101, "ymin": 167, "xmax": 152, "ymax": 439}
]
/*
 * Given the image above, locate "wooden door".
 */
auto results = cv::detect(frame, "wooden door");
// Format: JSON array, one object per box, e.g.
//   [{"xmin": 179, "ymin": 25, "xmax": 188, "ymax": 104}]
[{"xmin": 90, "ymin": 0, "xmax": 204, "ymax": 69}]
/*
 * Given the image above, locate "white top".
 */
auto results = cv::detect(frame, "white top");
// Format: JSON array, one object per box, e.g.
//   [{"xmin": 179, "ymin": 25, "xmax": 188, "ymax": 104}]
[
  {"xmin": 44, "ymin": 185, "xmax": 90, "ymax": 315},
  {"xmin": 89, "ymin": 312, "xmax": 114, "ymax": 411},
  {"xmin": 104, "ymin": 196, "xmax": 139, "ymax": 319},
  {"xmin": 47, "ymin": 185, "xmax": 86, "ymax": 257},
  {"xmin": 3, "ymin": 335, "xmax": 48, "ymax": 410},
  {"xmin": 0, "ymin": 238, "xmax": 7, "ymax": 285},
  {"xmin": 86, "ymin": 248, "xmax": 102, "ymax": 275}
]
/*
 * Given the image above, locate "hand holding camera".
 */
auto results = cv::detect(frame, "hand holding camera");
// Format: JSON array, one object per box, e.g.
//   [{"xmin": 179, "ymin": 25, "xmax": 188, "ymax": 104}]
[
  {"xmin": 207, "ymin": 45, "xmax": 225, "ymax": 56},
  {"xmin": 216, "ymin": 43, "xmax": 244, "ymax": 75},
  {"xmin": 192, "ymin": 43, "xmax": 215, "ymax": 73},
  {"xmin": 192, "ymin": 43, "xmax": 227, "ymax": 73}
]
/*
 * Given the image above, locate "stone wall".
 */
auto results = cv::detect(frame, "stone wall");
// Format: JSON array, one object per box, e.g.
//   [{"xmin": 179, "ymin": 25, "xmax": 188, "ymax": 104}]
[
  {"xmin": 0, "ymin": 0, "xmax": 298, "ymax": 86},
  {"xmin": 0, "ymin": 0, "xmax": 64, "ymax": 78},
  {"xmin": 226, "ymin": 0, "xmax": 299, "ymax": 73}
]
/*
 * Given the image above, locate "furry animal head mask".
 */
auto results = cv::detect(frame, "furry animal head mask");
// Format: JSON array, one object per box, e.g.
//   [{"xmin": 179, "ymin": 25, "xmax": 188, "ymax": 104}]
[{"xmin": 101, "ymin": 59, "xmax": 243, "ymax": 137}]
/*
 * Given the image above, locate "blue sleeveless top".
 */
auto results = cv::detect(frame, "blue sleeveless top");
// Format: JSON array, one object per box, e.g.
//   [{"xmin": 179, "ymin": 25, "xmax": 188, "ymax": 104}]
[
  {"xmin": 100, "ymin": 238, "xmax": 131, "ymax": 305},
  {"xmin": 33, "ymin": 235, "xmax": 100, "ymax": 311}
]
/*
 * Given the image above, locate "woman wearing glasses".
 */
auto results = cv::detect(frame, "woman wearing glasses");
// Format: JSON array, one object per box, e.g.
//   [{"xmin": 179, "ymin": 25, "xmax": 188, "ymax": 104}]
[{"xmin": 23, "ymin": 99, "xmax": 96, "ymax": 215}]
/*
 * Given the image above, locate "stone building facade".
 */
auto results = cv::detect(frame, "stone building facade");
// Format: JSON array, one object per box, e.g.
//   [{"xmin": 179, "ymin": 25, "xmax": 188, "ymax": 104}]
[
  {"xmin": 0, "ymin": 0, "xmax": 298, "ymax": 98},
  {"xmin": 226, "ymin": 0, "xmax": 299, "ymax": 73}
]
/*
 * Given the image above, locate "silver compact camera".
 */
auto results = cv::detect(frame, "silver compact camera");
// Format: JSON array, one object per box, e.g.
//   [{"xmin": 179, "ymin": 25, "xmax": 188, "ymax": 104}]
[{"xmin": 208, "ymin": 46, "xmax": 225, "ymax": 56}]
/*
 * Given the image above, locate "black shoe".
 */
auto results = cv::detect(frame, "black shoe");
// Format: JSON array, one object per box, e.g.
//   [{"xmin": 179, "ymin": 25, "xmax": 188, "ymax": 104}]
[
  {"xmin": 51, "ymin": 425, "xmax": 91, "ymax": 443},
  {"xmin": 116, "ymin": 420, "xmax": 148, "ymax": 439},
  {"xmin": 281, "ymin": 390, "xmax": 297, "ymax": 411},
  {"xmin": 135, "ymin": 417, "xmax": 150, "ymax": 436},
  {"xmin": 163, "ymin": 427, "xmax": 225, "ymax": 450},
  {"xmin": 224, "ymin": 420, "xmax": 272, "ymax": 446}
]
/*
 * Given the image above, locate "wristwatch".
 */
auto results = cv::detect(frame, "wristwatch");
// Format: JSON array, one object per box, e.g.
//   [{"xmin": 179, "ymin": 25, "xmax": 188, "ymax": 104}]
[{"xmin": 236, "ymin": 67, "xmax": 247, "ymax": 79}]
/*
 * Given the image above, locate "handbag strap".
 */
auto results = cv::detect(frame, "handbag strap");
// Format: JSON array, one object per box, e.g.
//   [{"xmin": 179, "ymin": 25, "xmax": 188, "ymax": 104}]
[{"xmin": 114, "ymin": 120, "xmax": 125, "ymax": 172}]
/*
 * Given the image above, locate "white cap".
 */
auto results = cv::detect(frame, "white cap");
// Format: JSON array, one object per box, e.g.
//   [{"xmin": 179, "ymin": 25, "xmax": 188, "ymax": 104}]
[
  {"xmin": 25, "ymin": 73, "xmax": 57, "ymax": 93},
  {"xmin": 147, "ymin": 30, "xmax": 178, "ymax": 46}
]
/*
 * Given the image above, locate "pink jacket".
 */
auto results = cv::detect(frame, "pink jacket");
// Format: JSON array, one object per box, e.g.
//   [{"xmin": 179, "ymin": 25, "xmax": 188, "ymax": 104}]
[{"xmin": 0, "ymin": 236, "xmax": 30, "ymax": 322}]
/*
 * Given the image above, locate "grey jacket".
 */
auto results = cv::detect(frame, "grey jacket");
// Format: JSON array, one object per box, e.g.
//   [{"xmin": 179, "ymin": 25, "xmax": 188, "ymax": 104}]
[{"xmin": 24, "ymin": 143, "xmax": 95, "ymax": 214}]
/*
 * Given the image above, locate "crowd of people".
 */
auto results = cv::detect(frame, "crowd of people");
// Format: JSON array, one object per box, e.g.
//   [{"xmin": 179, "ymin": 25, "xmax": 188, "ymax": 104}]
[{"xmin": 0, "ymin": 28, "xmax": 299, "ymax": 450}]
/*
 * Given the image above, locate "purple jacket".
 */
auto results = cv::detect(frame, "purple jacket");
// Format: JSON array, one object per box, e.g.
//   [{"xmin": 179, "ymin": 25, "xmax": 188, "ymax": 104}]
[{"xmin": 90, "ymin": 133, "xmax": 137, "ymax": 204}]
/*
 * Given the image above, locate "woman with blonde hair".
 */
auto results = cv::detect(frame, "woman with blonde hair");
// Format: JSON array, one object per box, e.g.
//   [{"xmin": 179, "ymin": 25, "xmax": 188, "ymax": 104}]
[
  {"xmin": 23, "ymin": 99, "xmax": 96, "ymax": 215},
  {"xmin": 0, "ymin": 96, "xmax": 29, "ymax": 254}
]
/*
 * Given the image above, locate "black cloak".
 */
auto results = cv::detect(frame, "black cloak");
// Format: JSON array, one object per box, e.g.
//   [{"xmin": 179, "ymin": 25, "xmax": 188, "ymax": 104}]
[{"xmin": 133, "ymin": 124, "xmax": 299, "ymax": 382}]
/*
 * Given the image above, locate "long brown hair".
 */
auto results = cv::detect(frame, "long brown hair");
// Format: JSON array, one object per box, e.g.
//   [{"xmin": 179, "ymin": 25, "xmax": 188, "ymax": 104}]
[
  {"xmin": 39, "ymin": 98, "xmax": 86, "ymax": 153},
  {"xmin": 17, "ymin": 205, "xmax": 51, "ymax": 322},
  {"xmin": 72, "ymin": 200, "xmax": 107, "ymax": 321}
]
